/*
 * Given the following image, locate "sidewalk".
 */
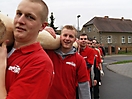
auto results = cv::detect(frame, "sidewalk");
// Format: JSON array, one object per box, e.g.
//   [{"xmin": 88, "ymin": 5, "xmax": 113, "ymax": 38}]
[{"xmin": 107, "ymin": 63, "xmax": 132, "ymax": 79}]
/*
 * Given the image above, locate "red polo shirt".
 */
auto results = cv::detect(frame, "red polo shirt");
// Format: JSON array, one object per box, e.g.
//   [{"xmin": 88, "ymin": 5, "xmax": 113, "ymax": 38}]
[
  {"xmin": 6, "ymin": 42, "xmax": 54, "ymax": 99},
  {"xmin": 79, "ymin": 46, "xmax": 95, "ymax": 83},
  {"xmin": 46, "ymin": 50, "xmax": 88, "ymax": 99}
]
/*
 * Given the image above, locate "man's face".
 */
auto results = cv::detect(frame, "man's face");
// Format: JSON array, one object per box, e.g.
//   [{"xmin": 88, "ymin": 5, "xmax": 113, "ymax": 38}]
[
  {"xmin": 87, "ymin": 40, "xmax": 92, "ymax": 47},
  {"xmin": 92, "ymin": 40, "xmax": 97, "ymax": 48},
  {"xmin": 13, "ymin": 0, "xmax": 45, "ymax": 43},
  {"xmin": 60, "ymin": 28, "xmax": 76, "ymax": 50},
  {"xmin": 79, "ymin": 35, "xmax": 88, "ymax": 47}
]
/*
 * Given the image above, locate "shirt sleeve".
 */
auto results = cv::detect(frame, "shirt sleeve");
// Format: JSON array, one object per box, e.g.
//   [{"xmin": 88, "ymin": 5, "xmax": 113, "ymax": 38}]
[{"xmin": 78, "ymin": 81, "xmax": 91, "ymax": 99}]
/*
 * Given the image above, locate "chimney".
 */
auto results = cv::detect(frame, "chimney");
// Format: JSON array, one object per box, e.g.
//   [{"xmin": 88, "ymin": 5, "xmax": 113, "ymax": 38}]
[
  {"xmin": 121, "ymin": 17, "xmax": 124, "ymax": 21},
  {"xmin": 104, "ymin": 16, "xmax": 109, "ymax": 18}
]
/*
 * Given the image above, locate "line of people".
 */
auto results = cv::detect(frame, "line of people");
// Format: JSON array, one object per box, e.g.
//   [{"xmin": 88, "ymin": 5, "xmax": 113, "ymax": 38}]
[
  {"xmin": 0, "ymin": 0, "xmax": 105, "ymax": 99},
  {"xmin": 76, "ymin": 33, "xmax": 105, "ymax": 99}
]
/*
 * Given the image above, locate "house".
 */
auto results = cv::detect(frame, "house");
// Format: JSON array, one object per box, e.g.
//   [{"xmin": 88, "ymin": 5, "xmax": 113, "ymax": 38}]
[{"xmin": 81, "ymin": 16, "xmax": 132, "ymax": 54}]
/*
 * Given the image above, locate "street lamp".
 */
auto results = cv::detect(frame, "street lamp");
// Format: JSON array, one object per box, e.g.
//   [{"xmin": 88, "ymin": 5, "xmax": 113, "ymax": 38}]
[{"xmin": 77, "ymin": 15, "xmax": 81, "ymax": 32}]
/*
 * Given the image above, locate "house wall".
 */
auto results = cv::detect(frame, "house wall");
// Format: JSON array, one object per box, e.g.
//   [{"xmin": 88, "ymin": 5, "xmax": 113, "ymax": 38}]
[
  {"xmin": 82, "ymin": 25, "xmax": 100, "ymax": 39},
  {"xmin": 82, "ymin": 25, "xmax": 132, "ymax": 54}
]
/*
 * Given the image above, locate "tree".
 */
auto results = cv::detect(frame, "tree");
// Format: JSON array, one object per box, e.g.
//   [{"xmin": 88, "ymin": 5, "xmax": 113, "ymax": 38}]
[{"xmin": 49, "ymin": 12, "xmax": 58, "ymax": 32}]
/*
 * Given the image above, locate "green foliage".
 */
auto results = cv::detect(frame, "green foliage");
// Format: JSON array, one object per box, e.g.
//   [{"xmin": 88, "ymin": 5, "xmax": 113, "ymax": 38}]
[{"xmin": 49, "ymin": 12, "xmax": 58, "ymax": 32}]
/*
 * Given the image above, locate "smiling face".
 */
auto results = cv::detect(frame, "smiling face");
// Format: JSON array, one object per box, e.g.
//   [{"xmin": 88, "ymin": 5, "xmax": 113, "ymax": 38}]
[
  {"xmin": 60, "ymin": 26, "xmax": 77, "ymax": 53},
  {"xmin": 79, "ymin": 35, "xmax": 88, "ymax": 48},
  {"xmin": 92, "ymin": 39, "xmax": 97, "ymax": 48},
  {"xmin": 13, "ymin": 0, "xmax": 48, "ymax": 47}
]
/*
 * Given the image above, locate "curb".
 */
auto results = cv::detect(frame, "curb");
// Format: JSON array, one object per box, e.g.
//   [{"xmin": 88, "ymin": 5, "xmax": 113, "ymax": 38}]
[{"xmin": 106, "ymin": 63, "xmax": 132, "ymax": 79}]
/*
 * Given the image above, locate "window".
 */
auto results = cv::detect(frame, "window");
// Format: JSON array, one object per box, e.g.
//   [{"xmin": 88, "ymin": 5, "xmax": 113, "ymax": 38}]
[
  {"xmin": 87, "ymin": 27, "xmax": 91, "ymax": 32},
  {"xmin": 122, "ymin": 36, "xmax": 125, "ymax": 43},
  {"xmin": 128, "ymin": 36, "xmax": 131, "ymax": 43},
  {"xmin": 93, "ymin": 28, "xmax": 95, "ymax": 32},
  {"xmin": 107, "ymin": 36, "xmax": 112, "ymax": 43}
]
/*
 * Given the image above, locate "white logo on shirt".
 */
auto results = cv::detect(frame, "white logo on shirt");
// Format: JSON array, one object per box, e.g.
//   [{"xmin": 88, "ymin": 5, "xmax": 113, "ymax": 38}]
[
  {"xmin": 95, "ymin": 55, "xmax": 98, "ymax": 57},
  {"xmin": 66, "ymin": 62, "xmax": 76, "ymax": 67},
  {"xmin": 8, "ymin": 65, "xmax": 21, "ymax": 74},
  {"xmin": 83, "ymin": 56, "xmax": 87, "ymax": 59}
]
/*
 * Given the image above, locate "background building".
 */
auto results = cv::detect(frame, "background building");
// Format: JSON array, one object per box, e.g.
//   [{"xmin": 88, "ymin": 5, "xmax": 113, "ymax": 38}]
[{"xmin": 81, "ymin": 16, "xmax": 132, "ymax": 54}]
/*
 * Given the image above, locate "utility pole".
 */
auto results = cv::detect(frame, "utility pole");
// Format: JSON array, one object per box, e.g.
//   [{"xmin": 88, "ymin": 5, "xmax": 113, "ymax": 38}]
[{"xmin": 77, "ymin": 15, "xmax": 81, "ymax": 32}]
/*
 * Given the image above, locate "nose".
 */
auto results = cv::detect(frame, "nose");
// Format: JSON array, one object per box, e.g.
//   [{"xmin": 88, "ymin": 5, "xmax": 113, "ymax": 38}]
[
  {"xmin": 65, "ymin": 35, "xmax": 70, "ymax": 40},
  {"xmin": 17, "ymin": 14, "xmax": 25, "ymax": 24}
]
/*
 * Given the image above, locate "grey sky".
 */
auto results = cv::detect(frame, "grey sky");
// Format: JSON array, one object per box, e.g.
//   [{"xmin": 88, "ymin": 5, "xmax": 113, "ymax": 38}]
[{"xmin": 0, "ymin": 0, "xmax": 131, "ymax": 29}]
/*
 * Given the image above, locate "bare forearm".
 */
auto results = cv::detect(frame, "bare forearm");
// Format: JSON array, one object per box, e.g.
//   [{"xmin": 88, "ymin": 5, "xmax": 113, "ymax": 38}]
[
  {"xmin": 99, "ymin": 63, "xmax": 102, "ymax": 70},
  {"xmin": 0, "ymin": 41, "xmax": 8, "ymax": 99},
  {"xmin": 0, "ymin": 64, "xmax": 7, "ymax": 99}
]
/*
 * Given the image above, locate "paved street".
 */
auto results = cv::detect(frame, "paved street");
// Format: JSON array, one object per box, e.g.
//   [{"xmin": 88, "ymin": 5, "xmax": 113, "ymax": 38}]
[{"xmin": 99, "ymin": 55, "xmax": 132, "ymax": 99}]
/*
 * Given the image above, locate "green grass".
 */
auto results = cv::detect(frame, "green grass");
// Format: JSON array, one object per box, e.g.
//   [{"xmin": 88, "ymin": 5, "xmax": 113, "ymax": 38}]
[
  {"xmin": 118, "ymin": 51, "xmax": 132, "ymax": 55},
  {"xmin": 112, "ymin": 60, "xmax": 132, "ymax": 64}
]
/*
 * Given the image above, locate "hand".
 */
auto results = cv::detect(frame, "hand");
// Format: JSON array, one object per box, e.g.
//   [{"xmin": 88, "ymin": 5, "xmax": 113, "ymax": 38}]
[
  {"xmin": 93, "ymin": 80, "xmax": 97, "ymax": 86},
  {"xmin": 100, "ymin": 70, "xmax": 104, "ymax": 76},
  {"xmin": 44, "ymin": 27, "xmax": 56, "ymax": 39}
]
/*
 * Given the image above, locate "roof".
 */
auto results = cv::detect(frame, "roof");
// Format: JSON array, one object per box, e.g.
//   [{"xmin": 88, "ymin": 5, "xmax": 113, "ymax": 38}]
[{"xmin": 83, "ymin": 16, "xmax": 132, "ymax": 33}]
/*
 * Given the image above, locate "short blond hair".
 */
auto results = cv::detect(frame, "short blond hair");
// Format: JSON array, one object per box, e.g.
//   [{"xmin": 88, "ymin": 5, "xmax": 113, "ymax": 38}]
[
  {"xmin": 61, "ymin": 25, "xmax": 77, "ymax": 37},
  {"xmin": 22, "ymin": 0, "xmax": 49, "ymax": 22}
]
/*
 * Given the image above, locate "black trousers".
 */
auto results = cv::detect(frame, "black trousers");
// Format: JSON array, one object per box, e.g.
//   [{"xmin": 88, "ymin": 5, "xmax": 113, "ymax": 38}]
[
  {"xmin": 76, "ymin": 87, "xmax": 79, "ymax": 99},
  {"xmin": 93, "ymin": 69, "xmax": 100, "ymax": 99}
]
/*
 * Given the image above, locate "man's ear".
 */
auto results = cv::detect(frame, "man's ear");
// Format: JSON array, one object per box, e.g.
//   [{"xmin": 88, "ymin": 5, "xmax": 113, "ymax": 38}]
[
  {"xmin": 74, "ymin": 38, "xmax": 76, "ymax": 42},
  {"xmin": 39, "ymin": 22, "xmax": 48, "ymax": 32}
]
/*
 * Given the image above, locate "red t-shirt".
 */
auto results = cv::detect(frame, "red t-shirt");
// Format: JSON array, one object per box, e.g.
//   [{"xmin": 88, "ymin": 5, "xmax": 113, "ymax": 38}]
[
  {"xmin": 93, "ymin": 49, "xmax": 102, "ymax": 68},
  {"xmin": 80, "ymin": 46, "xmax": 94, "ymax": 65},
  {"xmin": 79, "ymin": 46, "xmax": 95, "ymax": 83},
  {"xmin": 6, "ymin": 42, "xmax": 54, "ymax": 99},
  {"xmin": 46, "ymin": 50, "xmax": 88, "ymax": 99}
]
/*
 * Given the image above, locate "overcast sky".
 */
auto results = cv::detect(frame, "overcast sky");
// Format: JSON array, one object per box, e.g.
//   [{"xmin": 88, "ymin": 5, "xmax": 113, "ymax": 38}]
[{"xmin": 0, "ymin": 0, "xmax": 131, "ymax": 30}]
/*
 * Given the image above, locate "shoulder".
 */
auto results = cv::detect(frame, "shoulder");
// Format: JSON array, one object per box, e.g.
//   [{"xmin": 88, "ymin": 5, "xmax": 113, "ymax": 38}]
[{"xmin": 74, "ymin": 52, "xmax": 86, "ymax": 63}]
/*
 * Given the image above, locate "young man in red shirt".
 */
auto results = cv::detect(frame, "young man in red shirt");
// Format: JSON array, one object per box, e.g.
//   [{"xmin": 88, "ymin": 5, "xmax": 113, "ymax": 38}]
[
  {"xmin": 92, "ymin": 39, "xmax": 104, "ymax": 99},
  {"xmin": 0, "ymin": 0, "xmax": 54, "ymax": 99},
  {"xmin": 78, "ymin": 33, "xmax": 96, "ymax": 99},
  {"xmin": 46, "ymin": 25, "xmax": 91, "ymax": 99}
]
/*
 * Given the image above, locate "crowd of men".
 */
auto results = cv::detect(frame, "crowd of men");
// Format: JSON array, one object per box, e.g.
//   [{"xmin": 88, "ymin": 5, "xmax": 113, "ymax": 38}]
[
  {"xmin": 76, "ymin": 33, "xmax": 105, "ymax": 99},
  {"xmin": 0, "ymin": 0, "xmax": 105, "ymax": 99}
]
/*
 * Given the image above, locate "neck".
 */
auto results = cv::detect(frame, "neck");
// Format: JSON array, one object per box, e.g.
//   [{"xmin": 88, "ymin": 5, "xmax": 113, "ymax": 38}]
[
  {"xmin": 80, "ymin": 45, "xmax": 86, "ymax": 50},
  {"xmin": 60, "ymin": 47, "xmax": 72, "ymax": 54},
  {"xmin": 14, "ymin": 40, "xmax": 36, "ymax": 49}
]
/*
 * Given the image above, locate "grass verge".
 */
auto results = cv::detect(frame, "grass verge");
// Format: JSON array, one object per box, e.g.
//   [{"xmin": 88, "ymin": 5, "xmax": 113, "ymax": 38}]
[{"xmin": 112, "ymin": 60, "xmax": 132, "ymax": 64}]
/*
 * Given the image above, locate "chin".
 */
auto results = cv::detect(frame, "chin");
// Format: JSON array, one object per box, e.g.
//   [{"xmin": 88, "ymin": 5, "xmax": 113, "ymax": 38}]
[{"xmin": 63, "ymin": 45, "xmax": 71, "ymax": 49}]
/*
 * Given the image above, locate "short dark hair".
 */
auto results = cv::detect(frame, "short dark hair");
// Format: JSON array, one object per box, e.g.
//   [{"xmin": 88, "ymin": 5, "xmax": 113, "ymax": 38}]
[{"xmin": 78, "ymin": 33, "xmax": 88, "ymax": 39}]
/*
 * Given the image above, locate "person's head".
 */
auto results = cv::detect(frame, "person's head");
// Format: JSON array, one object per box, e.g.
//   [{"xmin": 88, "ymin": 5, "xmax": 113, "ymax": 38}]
[
  {"xmin": 92, "ymin": 39, "xmax": 97, "ymax": 48},
  {"xmin": 13, "ymin": 0, "xmax": 49, "ymax": 47},
  {"xmin": 87, "ymin": 37, "xmax": 93, "ymax": 47},
  {"xmin": 60, "ymin": 25, "xmax": 77, "ymax": 53},
  {"xmin": 78, "ymin": 33, "xmax": 88, "ymax": 48}
]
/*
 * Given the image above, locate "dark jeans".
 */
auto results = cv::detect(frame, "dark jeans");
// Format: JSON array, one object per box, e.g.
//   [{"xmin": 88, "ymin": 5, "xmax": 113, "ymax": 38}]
[{"xmin": 93, "ymin": 69, "xmax": 100, "ymax": 99}]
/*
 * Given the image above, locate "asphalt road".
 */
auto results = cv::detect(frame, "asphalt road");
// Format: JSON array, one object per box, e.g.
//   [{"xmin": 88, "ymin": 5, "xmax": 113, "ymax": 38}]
[{"xmin": 100, "ymin": 55, "xmax": 132, "ymax": 99}]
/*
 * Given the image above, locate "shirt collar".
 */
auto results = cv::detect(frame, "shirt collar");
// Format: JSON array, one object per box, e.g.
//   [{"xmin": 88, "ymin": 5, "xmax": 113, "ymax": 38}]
[{"xmin": 17, "ymin": 42, "xmax": 42, "ymax": 54}]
